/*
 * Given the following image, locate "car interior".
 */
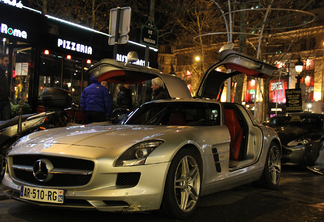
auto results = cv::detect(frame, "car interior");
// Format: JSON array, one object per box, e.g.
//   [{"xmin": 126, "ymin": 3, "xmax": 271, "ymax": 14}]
[{"xmin": 223, "ymin": 103, "xmax": 249, "ymax": 166}]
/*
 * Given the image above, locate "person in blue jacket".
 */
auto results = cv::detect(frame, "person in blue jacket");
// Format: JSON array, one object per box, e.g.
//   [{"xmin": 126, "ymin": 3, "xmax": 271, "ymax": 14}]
[{"xmin": 80, "ymin": 75, "xmax": 111, "ymax": 123}]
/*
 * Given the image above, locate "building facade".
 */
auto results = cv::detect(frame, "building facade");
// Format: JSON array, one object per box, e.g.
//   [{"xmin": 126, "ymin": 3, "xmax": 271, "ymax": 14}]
[
  {"xmin": 0, "ymin": 2, "xmax": 158, "ymax": 113},
  {"xmin": 158, "ymin": 14, "xmax": 324, "ymax": 120}
]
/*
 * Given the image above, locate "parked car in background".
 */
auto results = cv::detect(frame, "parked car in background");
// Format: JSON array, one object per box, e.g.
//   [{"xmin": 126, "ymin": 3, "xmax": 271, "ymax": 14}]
[
  {"xmin": 2, "ymin": 48, "xmax": 281, "ymax": 219},
  {"xmin": 265, "ymin": 113, "xmax": 324, "ymax": 166}
]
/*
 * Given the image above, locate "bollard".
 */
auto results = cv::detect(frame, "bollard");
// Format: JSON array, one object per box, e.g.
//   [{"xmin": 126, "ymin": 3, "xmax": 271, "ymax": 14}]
[{"xmin": 17, "ymin": 100, "xmax": 24, "ymax": 139}]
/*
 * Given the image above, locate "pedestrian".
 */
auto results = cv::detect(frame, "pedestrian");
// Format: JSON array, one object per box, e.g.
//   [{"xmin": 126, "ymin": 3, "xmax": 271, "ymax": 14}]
[
  {"xmin": 151, "ymin": 77, "xmax": 169, "ymax": 100},
  {"xmin": 117, "ymin": 84, "xmax": 132, "ymax": 110},
  {"xmin": 307, "ymin": 144, "xmax": 324, "ymax": 175},
  {"xmin": 101, "ymin": 80, "xmax": 108, "ymax": 89},
  {"xmin": 0, "ymin": 53, "xmax": 11, "ymax": 120},
  {"xmin": 80, "ymin": 75, "xmax": 111, "ymax": 123}
]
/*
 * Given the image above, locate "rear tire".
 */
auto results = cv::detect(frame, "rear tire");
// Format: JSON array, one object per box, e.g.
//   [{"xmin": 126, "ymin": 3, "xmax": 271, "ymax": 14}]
[
  {"xmin": 253, "ymin": 141, "xmax": 281, "ymax": 189},
  {"xmin": 159, "ymin": 148, "xmax": 202, "ymax": 219}
]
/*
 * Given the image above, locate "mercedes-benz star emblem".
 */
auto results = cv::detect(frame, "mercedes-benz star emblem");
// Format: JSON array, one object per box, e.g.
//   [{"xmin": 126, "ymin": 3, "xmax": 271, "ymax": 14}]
[{"xmin": 33, "ymin": 158, "xmax": 54, "ymax": 182}]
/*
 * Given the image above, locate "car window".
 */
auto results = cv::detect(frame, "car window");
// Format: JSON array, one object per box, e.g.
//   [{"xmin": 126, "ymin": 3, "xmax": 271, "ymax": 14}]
[
  {"xmin": 125, "ymin": 102, "xmax": 220, "ymax": 126},
  {"xmin": 269, "ymin": 114, "xmax": 323, "ymax": 129},
  {"xmin": 298, "ymin": 116, "xmax": 323, "ymax": 129},
  {"xmin": 268, "ymin": 116, "xmax": 290, "ymax": 127}
]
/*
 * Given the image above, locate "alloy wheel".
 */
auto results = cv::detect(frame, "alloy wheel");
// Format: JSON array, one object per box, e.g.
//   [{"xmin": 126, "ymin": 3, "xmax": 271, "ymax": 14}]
[{"xmin": 173, "ymin": 155, "xmax": 201, "ymax": 212}]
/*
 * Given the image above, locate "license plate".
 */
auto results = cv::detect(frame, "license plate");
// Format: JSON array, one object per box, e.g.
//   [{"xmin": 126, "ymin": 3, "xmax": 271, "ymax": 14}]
[{"xmin": 20, "ymin": 186, "xmax": 64, "ymax": 204}]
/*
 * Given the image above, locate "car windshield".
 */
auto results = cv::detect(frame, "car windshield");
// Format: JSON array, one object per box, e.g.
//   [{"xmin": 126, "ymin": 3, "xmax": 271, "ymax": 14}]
[
  {"xmin": 125, "ymin": 102, "xmax": 220, "ymax": 126},
  {"xmin": 269, "ymin": 114, "xmax": 323, "ymax": 129}
]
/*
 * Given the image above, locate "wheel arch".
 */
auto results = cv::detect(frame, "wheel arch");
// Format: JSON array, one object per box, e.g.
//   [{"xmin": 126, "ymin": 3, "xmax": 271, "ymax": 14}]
[
  {"xmin": 270, "ymin": 138, "xmax": 282, "ymax": 153},
  {"xmin": 178, "ymin": 144, "xmax": 203, "ymax": 169},
  {"xmin": 158, "ymin": 143, "xmax": 203, "ymax": 219}
]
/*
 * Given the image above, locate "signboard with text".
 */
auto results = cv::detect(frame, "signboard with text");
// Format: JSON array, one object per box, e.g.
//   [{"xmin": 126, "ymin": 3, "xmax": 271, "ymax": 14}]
[
  {"xmin": 285, "ymin": 89, "xmax": 302, "ymax": 112},
  {"xmin": 140, "ymin": 20, "xmax": 158, "ymax": 48},
  {"xmin": 108, "ymin": 7, "xmax": 131, "ymax": 45}
]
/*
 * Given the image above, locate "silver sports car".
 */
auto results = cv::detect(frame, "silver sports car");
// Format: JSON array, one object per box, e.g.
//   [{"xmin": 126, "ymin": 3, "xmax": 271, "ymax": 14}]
[{"xmin": 2, "ymin": 48, "xmax": 281, "ymax": 219}]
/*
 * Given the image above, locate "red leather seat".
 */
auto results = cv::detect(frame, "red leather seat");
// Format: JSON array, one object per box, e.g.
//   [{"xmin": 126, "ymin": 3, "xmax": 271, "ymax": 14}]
[
  {"xmin": 168, "ymin": 113, "xmax": 186, "ymax": 125},
  {"xmin": 224, "ymin": 109, "xmax": 242, "ymax": 160}
]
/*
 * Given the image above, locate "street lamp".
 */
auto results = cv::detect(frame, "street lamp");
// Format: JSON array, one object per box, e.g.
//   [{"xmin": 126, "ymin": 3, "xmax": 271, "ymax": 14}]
[{"xmin": 295, "ymin": 58, "xmax": 303, "ymax": 89}]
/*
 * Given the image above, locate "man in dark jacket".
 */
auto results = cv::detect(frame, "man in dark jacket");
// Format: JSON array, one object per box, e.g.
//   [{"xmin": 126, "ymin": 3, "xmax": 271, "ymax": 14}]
[
  {"xmin": 0, "ymin": 53, "xmax": 11, "ymax": 120},
  {"xmin": 151, "ymin": 77, "xmax": 169, "ymax": 100},
  {"xmin": 80, "ymin": 75, "xmax": 111, "ymax": 123},
  {"xmin": 117, "ymin": 84, "xmax": 132, "ymax": 110}
]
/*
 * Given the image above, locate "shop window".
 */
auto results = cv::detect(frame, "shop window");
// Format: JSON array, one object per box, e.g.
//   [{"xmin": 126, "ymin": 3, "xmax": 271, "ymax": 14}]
[
  {"xmin": 39, "ymin": 52, "xmax": 62, "ymax": 100},
  {"xmin": 62, "ymin": 57, "xmax": 83, "ymax": 104},
  {"xmin": 245, "ymin": 77, "xmax": 256, "ymax": 103},
  {"xmin": 301, "ymin": 70, "xmax": 314, "ymax": 102},
  {"xmin": 269, "ymin": 79, "xmax": 288, "ymax": 103},
  {"xmin": 39, "ymin": 51, "xmax": 94, "ymax": 106},
  {"xmin": 12, "ymin": 47, "xmax": 31, "ymax": 106}
]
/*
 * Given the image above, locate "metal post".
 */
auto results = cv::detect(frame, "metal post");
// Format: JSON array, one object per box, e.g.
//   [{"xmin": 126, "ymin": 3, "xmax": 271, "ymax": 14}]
[
  {"xmin": 145, "ymin": 46, "xmax": 149, "ymax": 67},
  {"xmin": 275, "ymin": 71, "xmax": 281, "ymax": 116},
  {"xmin": 60, "ymin": 55, "xmax": 64, "ymax": 88},
  {"xmin": 296, "ymin": 74, "xmax": 302, "ymax": 89},
  {"xmin": 145, "ymin": 0, "xmax": 155, "ymax": 67},
  {"xmin": 17, "ymin": 100, "xmax": 24, "ymax": 139},
  {"xmin": 113, "ymin": 8, "xmax": 121, "ymax": 60}
]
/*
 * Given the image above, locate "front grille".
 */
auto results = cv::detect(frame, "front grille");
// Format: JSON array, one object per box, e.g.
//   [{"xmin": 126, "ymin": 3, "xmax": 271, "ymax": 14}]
[
  {"xmin": 116, "ymin": 173, "xmax": 140, "ymax": 186},
  {"xmin": 13, "ymin": 155, "xmax": 94, "ymax": 170},
  {"xmin": 12, "ymin": 155, "xmax": 94, "ymax": 187},
  {"xmin": 64, "ymin": 199, "xmax": 93, "ymax": 206},
  {"xmin": 103, "ymin": 200, "xmax": 129, "ymax": 207}
]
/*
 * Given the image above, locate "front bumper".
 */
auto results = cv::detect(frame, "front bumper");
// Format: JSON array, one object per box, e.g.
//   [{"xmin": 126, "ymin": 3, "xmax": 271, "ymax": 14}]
[
  {"xmin": 281, "ymin": 143, "xmax": 317, "ymax": 166},
  {"xmin": 2, "ymin": 161, "xmax": 170, "ymax": 212}
]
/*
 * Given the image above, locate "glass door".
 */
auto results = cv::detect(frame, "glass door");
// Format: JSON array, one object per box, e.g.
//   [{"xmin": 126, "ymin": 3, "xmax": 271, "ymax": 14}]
[{"xmin": 10, "ymin": 46, "xmax": 33, "ymax": 115}]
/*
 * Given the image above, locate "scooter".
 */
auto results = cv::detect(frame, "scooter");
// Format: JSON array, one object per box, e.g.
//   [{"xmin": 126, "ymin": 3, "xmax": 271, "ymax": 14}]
[{"xmin": 0, "ymin": 87, "xmax": 75, "ymax": 178}]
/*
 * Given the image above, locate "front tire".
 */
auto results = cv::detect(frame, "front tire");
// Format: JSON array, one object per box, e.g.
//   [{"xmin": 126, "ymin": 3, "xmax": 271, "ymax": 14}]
[
  {"xmin": 1, "ymin": 141, "xmax": 14, "ymax": 180},
  {"xmin": 254, "ymin": 141, "xmax": 281, "ymax": 189},
  {"xmin": 159, "ymin": 148, "xmax": 202, "ymax": 219}
]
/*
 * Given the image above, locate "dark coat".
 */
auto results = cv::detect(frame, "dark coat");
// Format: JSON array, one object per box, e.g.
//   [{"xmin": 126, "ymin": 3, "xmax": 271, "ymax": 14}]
[
  {"xmin": 80, "ymin": 76, "xmax": 111, "ymax": 117},
  {"xmin": 152, "ymin": 87, "xmax": 169, "ymax": 100},
  {"xmin": 0, "ymin": 65, "xmax": 9, "ymax": 101},
  {"xmin": 117, "ymin": 86, "xmax": 132, "ymax": 109}
]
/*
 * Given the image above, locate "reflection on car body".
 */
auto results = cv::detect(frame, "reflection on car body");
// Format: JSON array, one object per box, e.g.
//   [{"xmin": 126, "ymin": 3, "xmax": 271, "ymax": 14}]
[
  {"xmin": 2, "ymin": 48, "xmax": 281, "ymax": 219},
  {"xmin": 266, "ymin": 113, "xmax": 324, "ymax": 166}
]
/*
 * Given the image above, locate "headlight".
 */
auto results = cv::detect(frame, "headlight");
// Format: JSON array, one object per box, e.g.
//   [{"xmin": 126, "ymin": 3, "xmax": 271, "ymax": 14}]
[
  {"xmin": 6, "ymin": 135, "xmax": 30, "ymax": 154},
  {"xmin": 287, "ymin": 138, "xmax": 311, "ymax": 147},
  {"xmin": 115, "ymin": 140, "xmax": 164, "ymax": 167}
]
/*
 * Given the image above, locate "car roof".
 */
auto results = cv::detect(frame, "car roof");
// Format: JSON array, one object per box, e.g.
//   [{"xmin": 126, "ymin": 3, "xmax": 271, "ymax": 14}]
[{"xmin": 272, "ymin": 113, "xmax": 324, "ymax": 118}]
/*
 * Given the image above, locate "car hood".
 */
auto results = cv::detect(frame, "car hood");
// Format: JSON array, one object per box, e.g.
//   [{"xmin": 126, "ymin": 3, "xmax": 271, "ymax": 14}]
[
  {"xmin": 273, "ymin": 126, "xmax": 314, "ymax": 145},
  {"xmin": 9, "ymin": 124, "xmax": 191, "ymax": 156}
]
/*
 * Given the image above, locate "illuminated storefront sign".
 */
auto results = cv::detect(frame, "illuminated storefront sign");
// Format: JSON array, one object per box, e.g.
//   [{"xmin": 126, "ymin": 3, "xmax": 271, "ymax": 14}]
[
  {"xmin": 269, "ymin": 79, "xmax": 287, "ymax": 103},
  {"xmin": 116, "ymin": 53, "xmax": 147, "ymax": 66},
  {"xmin": 57, "ymin": 38, "xmax": 92, "ymax": 55},
  {"xmin": 285, "ymin": 89, "xmax": 302, "ymax": 112},
  {"xmin": 0, "ymin": 23, "xmax": 27, "ymax": 39},
  {"xmin": 0, "ymin": 0, "xmax": 23, "ymax": 8}
]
